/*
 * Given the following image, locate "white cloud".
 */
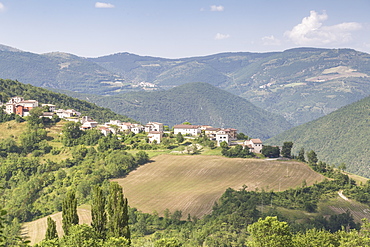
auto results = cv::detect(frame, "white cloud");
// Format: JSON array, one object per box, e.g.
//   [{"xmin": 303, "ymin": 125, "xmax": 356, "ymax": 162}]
[
  {"xmin": 0, "ymin": 2, "xmax": 5, "ymax": 12},
  {"xmin": 215, "ymin": 33, "xmax": 230, "ymax": 40},
  {"xmin": 95, "ymin": 2, "xmax": 115, "ymax": 8},
  {"xmin": 210, "ymin": 5, "xmax": 224, "ymax": 12},
  {"xmin": 262, "ymin": 35, "xmax": 281, "ymax": 46},
  {"xmin": 285, "ymin": 10, "xmax": 362, "ymax": 45}
]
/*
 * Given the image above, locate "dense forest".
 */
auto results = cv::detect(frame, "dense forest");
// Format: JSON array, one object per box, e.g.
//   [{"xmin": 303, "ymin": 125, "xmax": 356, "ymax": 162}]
[{"xmin": 266, "ymin": 95, "xmax": 370, "ymax": 178}]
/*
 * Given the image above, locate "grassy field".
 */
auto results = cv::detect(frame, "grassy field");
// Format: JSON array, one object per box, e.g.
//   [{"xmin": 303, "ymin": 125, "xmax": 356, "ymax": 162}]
[
  {"xmin": 0, "ymin": 120, "xmax": 27, "ymax": 140},
  {"xmin": 112, "ymin": 155, "xmax": 326, "ymax": 219},
  {"xmin": 22, "ymin": 206, "xmax": 92, "ymax": 245}
]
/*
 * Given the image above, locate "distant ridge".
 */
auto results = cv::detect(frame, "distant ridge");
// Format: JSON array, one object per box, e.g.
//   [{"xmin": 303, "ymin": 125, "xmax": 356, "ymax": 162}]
[{"xmin": 0, "ymin": 44, "xmax": 22, "ymax": 52}]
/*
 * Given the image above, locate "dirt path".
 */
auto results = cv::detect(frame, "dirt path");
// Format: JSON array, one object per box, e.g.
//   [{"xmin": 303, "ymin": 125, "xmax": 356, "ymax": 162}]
[{"xmin": 338, "ymin": 190, "xmax": 349, "ymax": 201}]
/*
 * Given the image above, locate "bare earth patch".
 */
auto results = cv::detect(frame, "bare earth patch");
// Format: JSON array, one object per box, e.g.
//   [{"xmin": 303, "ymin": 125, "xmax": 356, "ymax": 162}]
[
  {"xmin": 112, "ymin": 155, "xmax": 325, "ymax": 219},
  {"xmin": 22, "ymin": 207, "xmax": 91, "ymax": 245}
]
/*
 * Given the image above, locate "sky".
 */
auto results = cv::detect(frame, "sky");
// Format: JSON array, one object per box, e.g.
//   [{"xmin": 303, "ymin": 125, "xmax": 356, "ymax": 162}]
[{"xmin": 0, "ymin": 0, "xmax": 369, "ymax": 58}]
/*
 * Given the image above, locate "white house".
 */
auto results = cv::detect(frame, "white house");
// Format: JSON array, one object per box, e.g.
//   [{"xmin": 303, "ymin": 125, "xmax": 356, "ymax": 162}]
[
  {"xmin": 130, "ymin": 124, "xmax": 144, "ymax": 134},
  {"xmin": 18, "ymin": 100, "xmax": 39, "ymax": 109},
  {"xmin": 7, "ymin": 96, "xmax": 24, "ymax": 104},
  {"xmin": 81, "ymin": 120, "xmax": 99, "ymax": 130},
  {"xmin": 147, "ymin": 131, "xmax": 162, "ymax": 144},
  {"xmin": 55, "ymin": 109, "xmax": 81, "ymax": 119},
  {"xmin": 244, "ymin": 139, "xmax": 263, "ymax": 153},
  {"xmin": 216, "ymin": 130, "xmax": 229, "ymax": 146},
  {"xmin": 105, "ymin": 120, "xmax": 122, "ymax": 126},
  {"xmin": 105, "ymin": 121, "xmax": 144, "ymax": 134},
  {"xmin": 173, "ymin": 125, "xmax": 201, "ymax": 136},
  {"xmin": 222, "ymin": 128, "xmax": 238, "ymax": 141},
  {"xmin": 42, "ymin": 104, "xmax": 56, "ymax": 112},
  {"xmin": 41, "ymin": 112, "xmax": 55, "ymax": 119},
  {"xmin": 145, "ymin": 122, "xmax": 163, "ymax": 133},
  {"xmin": 98, "ymin": 126, "xmax": 112, "ymax": 136},
  {"xmin": 204, "ymin": 127, "xmax": 220, "ymax": 139},
  {"xmin": 5, "ymin": 103, "xmax": 16, "ymax": 114}
]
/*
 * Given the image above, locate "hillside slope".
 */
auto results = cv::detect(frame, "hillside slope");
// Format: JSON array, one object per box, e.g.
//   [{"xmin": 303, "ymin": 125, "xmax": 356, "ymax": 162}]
[
  {"xmin": 266, "ymin": 95, "xmax": 370, "ymax": 177},
  {"xmin": 91, "ymin": 82, "xmax": 292, "ymax": 139},
  {"xmin": 0, "ymin": 79, "xmax": 135, "ymax": 123},
  {"xmin": 114, "ymin": 155, "xmax": 325, "ymax": 218}
]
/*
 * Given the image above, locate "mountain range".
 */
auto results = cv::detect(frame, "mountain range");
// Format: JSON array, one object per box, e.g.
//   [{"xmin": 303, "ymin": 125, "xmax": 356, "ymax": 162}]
[{"xmin": 0, "ymin": 44, "xmax": 369, "ymax": 126}]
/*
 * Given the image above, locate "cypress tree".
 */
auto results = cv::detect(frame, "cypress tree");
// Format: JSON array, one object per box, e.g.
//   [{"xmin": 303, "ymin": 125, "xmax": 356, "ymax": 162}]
[
  {"xmin": 91, "ymin": 185, "xmax": 107, "ymax": 239},
  {"xmin": 297, "ymin": 148, "xmax": 305, "ymax": 162},
  {"xmin": 45, "ymin": 217, "xmax": 58, "ymax": 240},
  {"xmin": 107, "ymin": 182, "xmax": 130, "ymax": 242},
  {"xmin": 62, "ymin": 190, "xmax": 79, "ymax": 235}
]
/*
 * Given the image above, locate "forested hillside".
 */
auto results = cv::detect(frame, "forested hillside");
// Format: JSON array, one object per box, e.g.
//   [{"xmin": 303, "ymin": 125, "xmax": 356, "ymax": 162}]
[
  {"xmin": 266, "ymin": 95, "xmax": 370, "ymax": 177},
  {"xmin": 90, "ymin": 82, "xmax": 292, "ymax": 139},
  {"xmin": 0, "ymin": 79, "xmax": 135, "ymax": 123}
]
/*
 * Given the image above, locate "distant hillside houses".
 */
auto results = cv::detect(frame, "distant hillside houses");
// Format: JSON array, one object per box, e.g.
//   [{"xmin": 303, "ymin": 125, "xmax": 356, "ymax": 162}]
[
  {"xmin": 4, "ymin": 96, "xmax": 39, "ymax": 117},
  {"xmin": 172, "ymin": 124, "xmax": 263, "ymax": 153},
  {"xmin": 1, "ymin": 97, "xmax": 263, "ymax": 152},
  {"xmin": 2, "ymin": 96, "xmax": 82, "ymax": 119},
  {"xmin": 173, "ymin": 124, "xmax": 238, "ymax": 145}
]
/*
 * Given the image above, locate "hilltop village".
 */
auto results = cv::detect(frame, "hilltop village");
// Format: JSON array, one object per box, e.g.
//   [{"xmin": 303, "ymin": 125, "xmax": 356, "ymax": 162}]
[{"xmin": 1, "ymin": 96, "xmax": 264, "ymax": 153}]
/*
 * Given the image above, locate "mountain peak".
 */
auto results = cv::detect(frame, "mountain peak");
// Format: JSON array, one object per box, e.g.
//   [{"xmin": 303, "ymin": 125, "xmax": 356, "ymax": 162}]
[{"xmin": 0, "ymin": 44, "xmax": 22, "ymax": 52}]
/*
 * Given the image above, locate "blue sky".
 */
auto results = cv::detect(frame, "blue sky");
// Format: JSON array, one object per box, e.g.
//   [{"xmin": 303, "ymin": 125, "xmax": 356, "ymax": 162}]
[{"xmin": 0, "ymin": 0, "xmax": 369, "ymax": 58}]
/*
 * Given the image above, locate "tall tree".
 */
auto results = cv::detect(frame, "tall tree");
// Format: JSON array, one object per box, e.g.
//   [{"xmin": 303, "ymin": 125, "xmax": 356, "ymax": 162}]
[
  {"xmin": 62, "ymin": 190, "xmax": 79, "ymax": 235},
  {"xmin": 62, "ymin": 121, "xmax": 83, "ymax": 147},
  {"xmin": 281, "ymin": 142, "xmax": 293, "ymax": 158},
  {"xmin": 176, "ymin": 132, "xmax": 184, "ymax": 143},
  {"xmin": 107, "ymin": 182, "xmax": 130, "ymax": 242},
  {"xmin": 45, "ymin": 217, "xmax": 58, "ymax": 240},
  {"xmin": 297, "ymin": 148, "xmax": 305, "ymax": 162},
  {"xmin": 307, "ymin": 150, "xmax": 318, "ymax": 166},
  {"xmin": 91, "ymin": 186, "xmax": 107, "ymax": 239}
]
